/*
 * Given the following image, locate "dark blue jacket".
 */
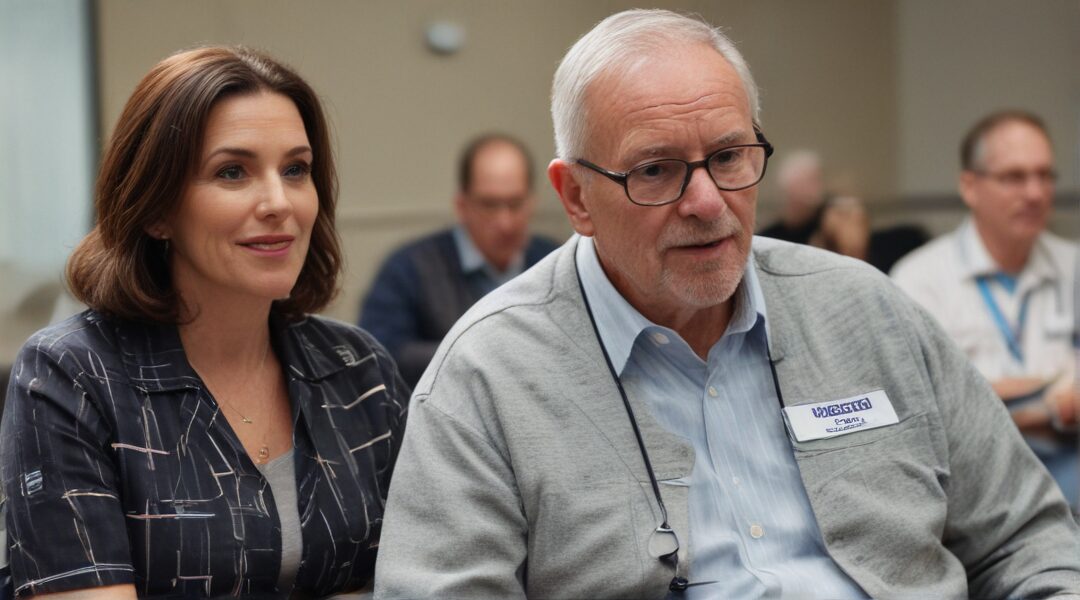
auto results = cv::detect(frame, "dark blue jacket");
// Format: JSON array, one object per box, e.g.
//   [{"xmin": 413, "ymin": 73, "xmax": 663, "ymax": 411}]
[{"xmin": 359, "ymin": 229, "xmax": 558, "ymax": 385}]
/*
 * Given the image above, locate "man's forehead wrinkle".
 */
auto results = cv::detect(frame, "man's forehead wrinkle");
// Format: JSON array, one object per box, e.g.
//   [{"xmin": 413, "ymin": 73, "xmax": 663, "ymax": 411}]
[
  {"xmin": 625, "ymin": 91, "xmax": 738, "ymax": 117},
  {"xmin": 614, "ymin": 103, "xmax": 747, "ymax": 164},
  {"xmin": 622, "ymin": 104, "xmax": 738, "ymax": 132},
  {"xmin": 619, "ymin": 120, "xmax": 739, "ymax": 156}
]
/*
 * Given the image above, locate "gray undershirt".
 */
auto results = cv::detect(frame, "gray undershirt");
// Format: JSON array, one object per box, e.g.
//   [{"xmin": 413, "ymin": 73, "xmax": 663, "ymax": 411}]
[
  {"xmin": 257, "ymin": 449, "xmax": 303, "ymax": 596},
  {"xmin": 258, "ymin": 450, "xmax": 370, "ymax": 600}
]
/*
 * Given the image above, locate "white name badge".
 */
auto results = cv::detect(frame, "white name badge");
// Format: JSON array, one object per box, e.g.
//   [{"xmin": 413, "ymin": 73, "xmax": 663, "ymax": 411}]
[{"xmin": 782, "ymin": 389, "xmax": 899, "ymax": 442}]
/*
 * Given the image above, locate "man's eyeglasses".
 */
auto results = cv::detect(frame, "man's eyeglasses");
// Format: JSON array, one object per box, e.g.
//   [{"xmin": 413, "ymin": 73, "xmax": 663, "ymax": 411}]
[
  {"xmin": 972, "ymin": 168, "xmax": 1057, "ymax": 189},
  {"xmin": 575, "ymin": 129, "xmax": 774, "ymax": 206},
  {"xmin": 465, "ymin": 194, "xmax": 531, "ymax": 214}
]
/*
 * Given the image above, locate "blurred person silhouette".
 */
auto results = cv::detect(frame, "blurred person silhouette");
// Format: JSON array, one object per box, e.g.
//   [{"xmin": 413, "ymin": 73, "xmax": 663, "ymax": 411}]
[
  {"xmin": 811, "ymin": 195, "xmax": 870, "ymax": 261},
  {"xmin": 811, "ymin": 195, "xmax": 928, "ymax": 273},
  {"xmin": 359, "ymin": 134, "xmax": 559, "ymax": 385},
  {"xmin": 1, "ymin": 46, "xmax": 409, "ymax": 598},
  {"xmin": 892, "ymin": 110, "xmax": 1078, "ymax": 509},
  {"xmin": 758, "ymin": 150, "xmax": 827, "ymax": 244}
]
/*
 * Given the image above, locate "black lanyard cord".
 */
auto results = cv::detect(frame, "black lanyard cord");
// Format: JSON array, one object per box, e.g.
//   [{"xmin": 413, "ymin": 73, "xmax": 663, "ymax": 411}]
[
  {"xmin": 767, "ymin": 345, "xmax": 786, "ymax": 410},
  {"xmin": 574, "ymin": 262, "xmax": 787, "ymax": 593},
  {"xmin": 575, "ymin": 268, "xmax": 672, "ymax": 528}
]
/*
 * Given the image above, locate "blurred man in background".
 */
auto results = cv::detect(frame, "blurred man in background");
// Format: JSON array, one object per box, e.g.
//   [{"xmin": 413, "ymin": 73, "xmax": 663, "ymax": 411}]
[
  {"xmin": 892, "ymin": 110, "xmax": 1079, "ymax": 509},
  {"xmin": 359, "ymin": 134, "xmax": 558, "ymax": 385},
  {"xmin": 758, "ymin": 150, "xmax": 827, "ymax": 244}
]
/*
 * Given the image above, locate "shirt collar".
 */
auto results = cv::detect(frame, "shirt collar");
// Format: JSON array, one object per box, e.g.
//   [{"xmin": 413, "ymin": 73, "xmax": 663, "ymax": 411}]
[
  {"xmin": 957, "ymin": 218, "xmax": 1061, "ymax": 284},
  {"xmin": 453, "ymin": 225, "xmax": 525, "ymax": 279},
  {"xmin": 575, "ymin": 235, "xmax": 766, "ymax": 375}
]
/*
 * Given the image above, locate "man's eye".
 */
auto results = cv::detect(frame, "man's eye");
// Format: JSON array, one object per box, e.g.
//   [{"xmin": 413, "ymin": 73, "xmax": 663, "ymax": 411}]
[
  {"xmin": 217, "ymin": 165, "xmax": 244, "ymax": 180},
  {"xmin": 1001, "ymin": 172, "xmax": 1025, "ymax": 185},
  {"xmin": 635, "ymin": 161, "xmax": 678, "ymax": 179},
  {"xmin": 1038, "ymin": 169, "xmax": 1058, "ymax": 184},
  {"xmin": 711, "ymin": 149, "xmax": 741, "ymax": 166}
]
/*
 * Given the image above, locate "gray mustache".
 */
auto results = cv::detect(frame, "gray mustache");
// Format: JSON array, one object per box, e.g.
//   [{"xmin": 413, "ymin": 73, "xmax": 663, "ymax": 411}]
[{"xmin": 659, "ymin": 215, "xmax": 742, "ymax": 248}]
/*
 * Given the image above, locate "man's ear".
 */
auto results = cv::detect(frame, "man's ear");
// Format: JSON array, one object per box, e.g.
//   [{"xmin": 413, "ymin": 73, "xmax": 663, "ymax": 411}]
[
  {"xmin": 547, "ymin": 159, "xmax": 595, "ymax": 237},
  {"xmin": 958, "ymin": 170, "xmax": 978, "ymax": 211}
]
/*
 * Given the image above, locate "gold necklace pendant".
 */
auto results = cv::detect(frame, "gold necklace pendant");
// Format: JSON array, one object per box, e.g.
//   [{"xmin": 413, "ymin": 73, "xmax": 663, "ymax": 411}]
[
  {"xmin": 258, "ymin": 445, "xmax": 270, "ymax": 462},
  {"xmin": 241, "ymin": 416, "xmax": 253, "ymax": 424}
]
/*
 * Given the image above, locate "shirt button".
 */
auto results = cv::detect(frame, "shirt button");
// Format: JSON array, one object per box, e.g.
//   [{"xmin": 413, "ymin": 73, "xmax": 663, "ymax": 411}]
[
  {"xmin": 707, "ymin": 386, "xmax": 719, "ymax": 397},
  {"xmin": 651, "ymin": 332, "xmax": 670, "ymax": 345},
  {"xmin": 749, "ymin": 524, "xmax": 765, "ymax": 539}
]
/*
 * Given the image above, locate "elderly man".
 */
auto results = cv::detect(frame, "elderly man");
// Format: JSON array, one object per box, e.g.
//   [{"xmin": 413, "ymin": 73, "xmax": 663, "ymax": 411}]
[
  {"xmin": 892, "ymin": 111, "xmax": 1078, "ymax": 508},
  {"xmin": 376, "ymin": 10, "xmax": 1080, "ymax": 599},
  {"xmin": 358, "ymin": 133, "xmax": 557, "ymax": 385}
]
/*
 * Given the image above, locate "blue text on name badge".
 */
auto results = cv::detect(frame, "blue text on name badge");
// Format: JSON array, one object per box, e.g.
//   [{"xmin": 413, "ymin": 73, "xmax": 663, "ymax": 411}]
[
  {"xmin": 781, "ymin": 389, "xmax": 899, "ymax": 442},
  {"xmin": 809, "ymin": 397, "xmax": 873, "ymax": 419}
]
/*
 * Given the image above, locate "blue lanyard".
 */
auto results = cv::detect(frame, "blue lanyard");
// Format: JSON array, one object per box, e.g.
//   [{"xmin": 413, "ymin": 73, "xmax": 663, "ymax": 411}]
[{"xmin": 975, "ymin": 275, "xmax": 1029, "ymax": 364}]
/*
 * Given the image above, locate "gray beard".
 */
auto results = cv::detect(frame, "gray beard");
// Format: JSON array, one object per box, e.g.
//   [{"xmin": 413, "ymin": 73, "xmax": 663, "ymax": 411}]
[
  {"xmin": 655, "ymin": 213, "xmax": 747, "ymax": 308},
  {"xmin": 657, "ymin": 255, "xmax": 744, "ymax": 309}
]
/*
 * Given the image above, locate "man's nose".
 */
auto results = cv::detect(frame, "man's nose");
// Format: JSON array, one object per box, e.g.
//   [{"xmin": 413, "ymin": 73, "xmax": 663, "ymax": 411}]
[
  {"xmin": 491, "ymin": 205, "xmax": 519, "ymax": 233},
  {"xmin": 676, "ymin": 166, "xmax": 728, "ymax": 221}
]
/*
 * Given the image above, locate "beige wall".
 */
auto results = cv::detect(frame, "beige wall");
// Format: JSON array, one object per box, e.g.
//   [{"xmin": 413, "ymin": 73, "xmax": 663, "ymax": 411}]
[
  {"xmin": 897, "ymin": 0, "xmax": 1080, "ymax": 196},
  {"xmin": 892, "ymin": 0, "xmax": 1080, "ymax": 242},
  {"xmin": 95, "ymin": 0, "xmax": 899, "ymax": 322}
]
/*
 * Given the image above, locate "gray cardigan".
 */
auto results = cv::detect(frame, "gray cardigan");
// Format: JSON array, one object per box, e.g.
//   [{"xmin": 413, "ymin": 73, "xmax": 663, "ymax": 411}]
[{"xmin": 375, "ymin": 236, "xmax": 1080, "ymax": 599}]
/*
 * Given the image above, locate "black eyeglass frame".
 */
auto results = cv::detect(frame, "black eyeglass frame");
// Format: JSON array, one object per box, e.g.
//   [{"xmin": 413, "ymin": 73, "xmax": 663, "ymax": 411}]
[{"xmin": 575, "ymin": 128, "xmax": 775, "ymax": 207}]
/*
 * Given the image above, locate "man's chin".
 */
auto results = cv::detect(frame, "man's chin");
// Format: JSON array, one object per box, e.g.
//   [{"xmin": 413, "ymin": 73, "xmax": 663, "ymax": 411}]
[
  {"xmin": 1010, "ymin": 224, "xmax": 1046, "ymax": 246},
  {"xmin": 661, "ymin": 267, "xmax": 744, "ymax": 309},
  {"xmin": 489, "ymin": 245, "xmax": 526, "ymax": 268}
]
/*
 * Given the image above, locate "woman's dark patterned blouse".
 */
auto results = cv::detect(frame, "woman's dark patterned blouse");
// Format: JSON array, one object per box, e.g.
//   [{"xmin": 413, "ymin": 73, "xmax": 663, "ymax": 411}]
[{"xmin": 0, "ymin": 310, "xmax": 409, "ymax": 598}]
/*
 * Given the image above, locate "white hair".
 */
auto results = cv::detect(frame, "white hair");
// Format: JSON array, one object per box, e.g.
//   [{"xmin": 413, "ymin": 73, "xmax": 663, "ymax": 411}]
[
  {"xmin": 551, "ymin": 9, "xmax": 761, "ymax": 160},
  {"xmin": 777, "ymin": 150, "xmax": 822, "ymax": 187}
]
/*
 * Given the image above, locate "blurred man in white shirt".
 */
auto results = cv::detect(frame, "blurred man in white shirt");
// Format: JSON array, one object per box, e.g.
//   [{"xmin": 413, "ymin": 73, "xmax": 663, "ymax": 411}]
[{"xmin": 892, "ymin": 110, "xmax": 1078, "ymax": 508}]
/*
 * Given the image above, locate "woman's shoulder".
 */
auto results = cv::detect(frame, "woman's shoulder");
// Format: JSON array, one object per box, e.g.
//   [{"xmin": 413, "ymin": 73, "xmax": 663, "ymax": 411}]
[
  {"xmin": 16, "ymin": 309, "xmax": 122, "ymax": 365},
  {"xmin": 7, "ymin": 311, "xmax": 138, "ymax": 412},
  {"xmin": 13, "ymin": 309, "xmax": 184, "ymax": 387}
]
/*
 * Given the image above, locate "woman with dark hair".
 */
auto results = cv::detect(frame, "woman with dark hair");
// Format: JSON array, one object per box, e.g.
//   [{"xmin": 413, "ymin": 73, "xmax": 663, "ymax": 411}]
[{"xmin": 1, "ymin": 46, "xmax": 408, "ymax": 599}]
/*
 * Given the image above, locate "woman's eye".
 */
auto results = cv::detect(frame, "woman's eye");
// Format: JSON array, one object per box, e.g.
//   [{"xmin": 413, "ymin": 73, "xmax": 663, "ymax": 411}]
[
  {"xmin": 284, "ymin": 163, "xmax": 311, "ymax": 179},
  {"xmin": 217, "ymin": 165, "xmax": 244, "ymax": 180}
]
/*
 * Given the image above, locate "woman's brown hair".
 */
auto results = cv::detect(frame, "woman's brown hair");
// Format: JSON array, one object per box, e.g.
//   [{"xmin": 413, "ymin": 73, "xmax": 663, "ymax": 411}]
[{"xmin": 67, "ymin": 45, "xmax": 341, "ymax": 323}]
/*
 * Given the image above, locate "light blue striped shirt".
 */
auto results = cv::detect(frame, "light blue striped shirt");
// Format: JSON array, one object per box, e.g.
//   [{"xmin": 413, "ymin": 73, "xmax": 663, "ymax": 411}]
[{"xmin": 576, "ymin": 236, "xmax": 866, "ymax": 599}]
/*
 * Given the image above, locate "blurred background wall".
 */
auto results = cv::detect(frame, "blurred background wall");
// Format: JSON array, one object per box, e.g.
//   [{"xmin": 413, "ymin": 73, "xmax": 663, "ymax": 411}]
[{"xmin": 2, "ymin": 0, "xmax": 1078, "ymax": 362}]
